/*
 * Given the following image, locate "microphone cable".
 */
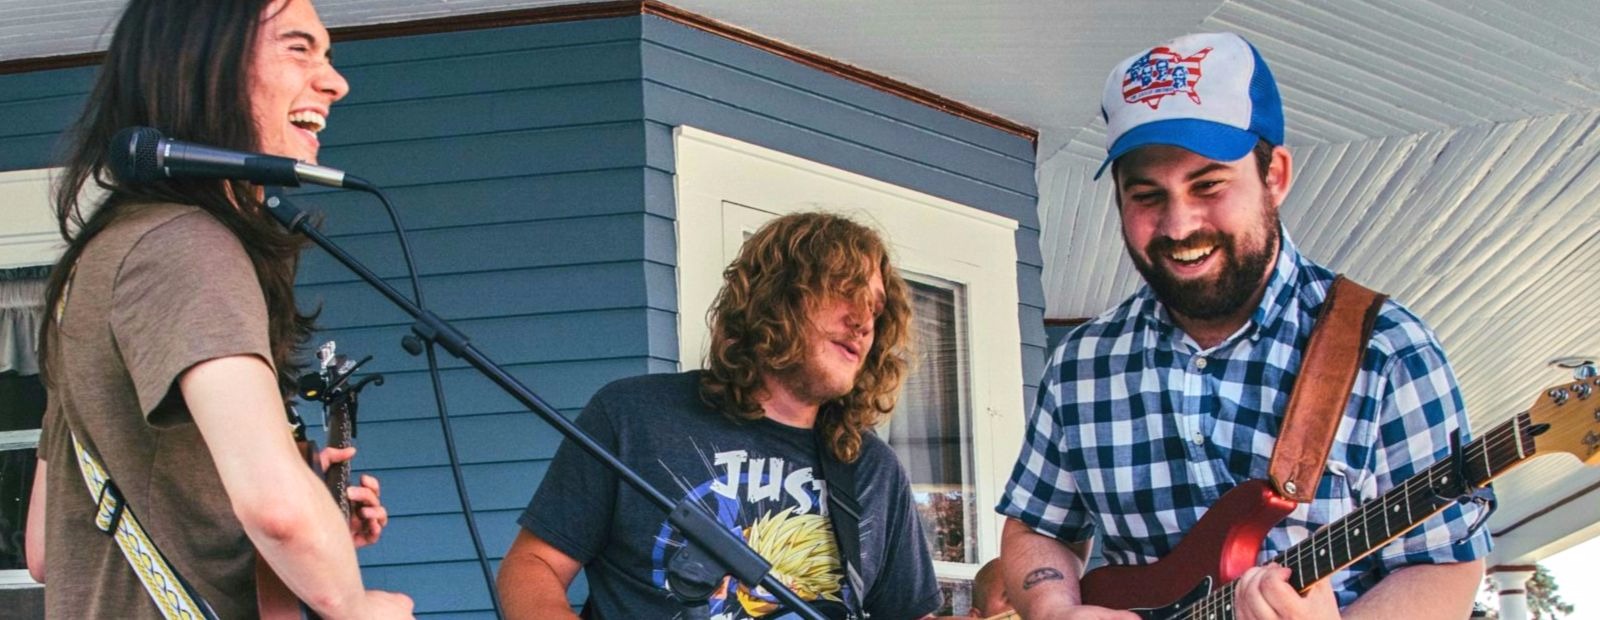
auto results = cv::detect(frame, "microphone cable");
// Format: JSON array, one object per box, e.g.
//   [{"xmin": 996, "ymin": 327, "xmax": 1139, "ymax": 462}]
[{"xmin": 345, "ymin": 184, "xmax": 506, "ymax": 618}]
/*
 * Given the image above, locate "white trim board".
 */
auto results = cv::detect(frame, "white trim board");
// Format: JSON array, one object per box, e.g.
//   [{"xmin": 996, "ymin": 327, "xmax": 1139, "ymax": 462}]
[{"xmin": 0, "ymin": 168, "xmax": 67, "ymax": 270}]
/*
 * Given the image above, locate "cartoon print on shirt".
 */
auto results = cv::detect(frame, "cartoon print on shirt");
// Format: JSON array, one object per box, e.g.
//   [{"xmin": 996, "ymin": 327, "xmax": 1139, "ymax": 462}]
[{"xmin": 650, "ymin": 445, "xmax": 853, "ymax": 619}]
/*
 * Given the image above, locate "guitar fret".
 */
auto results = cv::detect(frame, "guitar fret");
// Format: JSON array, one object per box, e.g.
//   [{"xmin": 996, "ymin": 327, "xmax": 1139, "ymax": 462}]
[
  {"xmin": 1512, "ymin": 415, "xmax": 1526, "ymax": 460},
  {"xmin": 1480, "ymin": 436, "xmax": 1494, "ymax": 483},
  {"xmin": 1380, "ymin": 489, "xmax": 1393, "ymax": 538},
  {"xmin": 1401, "ymin": 474, "xmax": 1414, "ymax": 529}
]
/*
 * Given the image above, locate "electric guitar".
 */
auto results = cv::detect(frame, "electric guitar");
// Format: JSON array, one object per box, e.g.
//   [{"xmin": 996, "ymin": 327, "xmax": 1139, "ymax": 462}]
[
  {"xmin": 257, "ymin": 342, "xmax": 383, "ymax": 619},
  {"xmin": 1065, "ymin": 373, "xmax": 1600, "ymax": 619}
]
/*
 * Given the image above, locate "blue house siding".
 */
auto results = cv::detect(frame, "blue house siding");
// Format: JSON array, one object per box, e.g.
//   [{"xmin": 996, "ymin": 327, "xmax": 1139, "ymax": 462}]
[
  {"xmin": 302, "ymin": 18, "xmax": 658, "ymax": 615},
  {"xmin": 0, "ymin": 67, "xmax": 94, "ymax": 171},
  {"xmin": 0, "ymin": 11, "xmax": 1043, "ymax": 618}
]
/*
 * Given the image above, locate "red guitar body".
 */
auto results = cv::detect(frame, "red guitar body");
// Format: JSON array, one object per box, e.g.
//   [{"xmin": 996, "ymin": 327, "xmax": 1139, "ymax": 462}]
[{"xmin": 1079, "ymin": 479, "xmax": 1296, "ymax": 612}]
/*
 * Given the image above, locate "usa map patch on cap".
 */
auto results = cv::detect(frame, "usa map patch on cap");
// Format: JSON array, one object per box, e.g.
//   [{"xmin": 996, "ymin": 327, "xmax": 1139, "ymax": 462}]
[
  {"xmin": 1095, "ymin": 32, "xmax": 1283, "ymax": 179},
  {"xmin": 1122, "ymin": 46, "xmax": 1213, "ymax": 109}
]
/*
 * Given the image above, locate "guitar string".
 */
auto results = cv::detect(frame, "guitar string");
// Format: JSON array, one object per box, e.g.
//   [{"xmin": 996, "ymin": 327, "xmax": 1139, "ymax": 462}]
[
  {"xmin": 1175, "ymin": 378, "xmax": 1595, "ymax": 619},
  {"xmin": 1277, "ymin": 414, "xmax": 1526, "ymax": 586},
  {"xmin": 1169, "ymin": 412, "xmax": 1534, "ymax": 620}
]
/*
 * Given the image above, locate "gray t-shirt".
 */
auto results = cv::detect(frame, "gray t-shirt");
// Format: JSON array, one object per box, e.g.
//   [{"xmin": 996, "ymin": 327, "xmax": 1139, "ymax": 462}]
[{"xmin": 520, "ymin": 371, "xmax": 940, "ymax": 620}]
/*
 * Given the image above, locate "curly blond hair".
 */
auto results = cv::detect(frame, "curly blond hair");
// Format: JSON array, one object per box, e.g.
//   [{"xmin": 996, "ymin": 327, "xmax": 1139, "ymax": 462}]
[{"xmin": 699, "ymin": 212, "xmax": 912, "ymax": 463}]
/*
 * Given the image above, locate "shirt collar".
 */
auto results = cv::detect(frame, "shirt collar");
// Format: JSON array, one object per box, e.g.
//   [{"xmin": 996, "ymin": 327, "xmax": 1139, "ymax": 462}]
[
  {"xmin": 1249, "ymin": 226, "xmax": 1303, "ymax": 340},
  {"xmin": 1138, "ymin": 225, "xmax": 1305, "ymax": 345}
]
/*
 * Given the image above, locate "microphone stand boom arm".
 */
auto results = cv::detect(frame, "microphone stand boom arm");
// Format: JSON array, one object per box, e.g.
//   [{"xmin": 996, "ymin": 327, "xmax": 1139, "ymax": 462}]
[{"xmin": 262, "ymin": 191, "xmax": 826, "ymax": 620}]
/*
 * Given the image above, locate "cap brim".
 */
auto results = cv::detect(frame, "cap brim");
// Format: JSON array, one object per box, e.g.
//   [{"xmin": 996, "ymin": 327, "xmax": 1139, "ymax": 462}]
[{"xmin": 1094, "ymin": 118, "xmax": 1262, "ymax": 180}]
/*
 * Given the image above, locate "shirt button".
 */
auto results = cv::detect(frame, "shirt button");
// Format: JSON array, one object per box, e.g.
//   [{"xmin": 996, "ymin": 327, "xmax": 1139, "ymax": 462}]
[
  {"xmin": 1194, "ymin": 357, "xmax": 1208, "ymax": 370},
  {"xmin": 1192, "ymin": 432, "xmax": 1205, "ymax": 446}
]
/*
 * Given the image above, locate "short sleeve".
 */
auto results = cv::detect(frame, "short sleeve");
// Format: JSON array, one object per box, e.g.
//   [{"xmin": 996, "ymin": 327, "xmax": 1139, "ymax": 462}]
[
  {"xmin": 109, "ymin": 212, "xmax": 272, "ymax": 420},
  {"xmin": 518, "ymin": 390, "xmax": 620, "ymax": 564},
  {"xmin": 1371, "ymin": 339, "xmax": 1492, "ymax": 572},
  {"xmin": 996, "ymin": 352, "xmax": 1095, "ymax": 542}
]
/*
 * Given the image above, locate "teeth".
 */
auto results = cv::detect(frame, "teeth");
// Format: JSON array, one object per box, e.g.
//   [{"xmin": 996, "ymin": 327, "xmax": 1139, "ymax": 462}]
[
  {"xmin": 288, "ymin": 110, "xmax": 326, "ymax": 133},
  {"xmin": 1170, "ymin": 246, "xmax": 1213, "ymax": 262}
]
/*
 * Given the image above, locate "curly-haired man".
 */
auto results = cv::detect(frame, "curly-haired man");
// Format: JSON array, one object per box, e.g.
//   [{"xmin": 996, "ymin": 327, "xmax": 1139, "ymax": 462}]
[{"xmin": 499, "ymin": 212, "xmax": 942, "ymax": 619}]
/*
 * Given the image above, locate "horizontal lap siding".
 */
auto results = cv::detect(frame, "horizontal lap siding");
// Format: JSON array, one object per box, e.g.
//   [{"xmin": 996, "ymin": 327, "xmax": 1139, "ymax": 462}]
[
  {"xmin": 0, "ymin": 67, "xmax": 94, "ymax": 170},
  {"xmin": 304, "ymin": 18, "xmax": 654, "ymax": 616},
  {"xmin": 637, "ymin": 15, "xmax": 1045, "ymax": 411}
]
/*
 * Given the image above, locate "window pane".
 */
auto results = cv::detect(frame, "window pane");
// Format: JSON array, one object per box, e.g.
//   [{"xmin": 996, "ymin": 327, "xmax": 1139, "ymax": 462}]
[
  {"xmin": 0, "ymin": 372, "xmax": 44, "ymax": 571},
  {"xmin": 0, "ymin": 274, "xmax": 46, "ymax": 572},
  {"xmin": 934, "ymin": 576, "xmax": 974, "ymax": 616},
  {"xmin": 886, "ymin": 278, "xmax": 975, "ymax": 564}
]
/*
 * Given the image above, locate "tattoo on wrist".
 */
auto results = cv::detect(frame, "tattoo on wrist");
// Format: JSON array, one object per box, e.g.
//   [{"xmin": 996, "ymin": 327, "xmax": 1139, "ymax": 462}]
[{"xmin": 1022, "ymin": 567, "xmax": 1065, "ymax": 590}]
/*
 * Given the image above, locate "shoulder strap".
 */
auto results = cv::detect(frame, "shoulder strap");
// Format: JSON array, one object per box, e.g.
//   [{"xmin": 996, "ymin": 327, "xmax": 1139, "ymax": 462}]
[
  {"xmin": 1268, "ymin": 276, "xmax": 1387, "ymax": 503},
  {"xmin": 67, "ymin": 429, "xmax": 219, "ymax": 620},
  {"xmin": 815, "ymin": 431, "xmax": 867, "ymax": 617}
]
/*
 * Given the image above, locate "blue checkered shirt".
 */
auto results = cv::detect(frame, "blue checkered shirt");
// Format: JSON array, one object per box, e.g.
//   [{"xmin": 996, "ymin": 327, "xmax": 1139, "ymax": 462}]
[{"xmin": 999, "ymin": 232, "xmax": 1491, "ymax": 607}]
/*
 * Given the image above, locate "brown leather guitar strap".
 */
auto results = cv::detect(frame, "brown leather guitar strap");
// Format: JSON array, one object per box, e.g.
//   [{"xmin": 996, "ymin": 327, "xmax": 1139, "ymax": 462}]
[{"xmin": 1268, "ymin": 276, "xmax": 1387, "ymax": 503}]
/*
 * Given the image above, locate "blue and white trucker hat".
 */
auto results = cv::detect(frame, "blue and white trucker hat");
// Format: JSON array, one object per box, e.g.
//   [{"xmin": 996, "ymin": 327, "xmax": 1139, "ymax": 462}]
[{"xmin": 1095, "ymin": 32, "xmax": 1283, "ymax": 179}]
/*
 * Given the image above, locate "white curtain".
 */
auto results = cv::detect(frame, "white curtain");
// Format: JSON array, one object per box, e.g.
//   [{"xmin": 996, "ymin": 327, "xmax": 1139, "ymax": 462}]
[{"xmin": 0, "ymin": 273, "xmax": 46, "ymax": 377}]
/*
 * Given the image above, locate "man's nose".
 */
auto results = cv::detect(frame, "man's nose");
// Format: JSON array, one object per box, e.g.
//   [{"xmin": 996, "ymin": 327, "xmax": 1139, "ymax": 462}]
[
  {"xmin": 1157, "ymin": 195, "xmax": 1206, "ymax": 242},
  {"xmin": 844, "ymin": 308, "xmax": 871, "ymax": 335}
]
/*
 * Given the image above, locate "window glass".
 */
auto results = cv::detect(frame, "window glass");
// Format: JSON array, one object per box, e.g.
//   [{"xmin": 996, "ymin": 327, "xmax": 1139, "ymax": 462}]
[
  {"xmin": 886, "ymin": 278, "xmax": 975, "ymax": 565},
  {"xmin": 0, "ymin": 273, "xmax": 46, "ymax": 572}
]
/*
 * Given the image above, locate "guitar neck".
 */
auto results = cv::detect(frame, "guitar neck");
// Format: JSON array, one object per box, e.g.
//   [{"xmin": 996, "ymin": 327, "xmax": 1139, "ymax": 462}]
[
  {"xmin": 1279, "ymin": 412, "xmax": 1535, "ymax": 590},
  {"xmin": 324, "ymin": 394, "xmax": 355, "ymax": 519}
]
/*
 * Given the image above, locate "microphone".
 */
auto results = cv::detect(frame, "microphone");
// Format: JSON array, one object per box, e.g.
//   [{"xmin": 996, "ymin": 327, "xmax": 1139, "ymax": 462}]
[{"xmin": 108, "ymin": 126, "xmax": 371, "ymax": 191}]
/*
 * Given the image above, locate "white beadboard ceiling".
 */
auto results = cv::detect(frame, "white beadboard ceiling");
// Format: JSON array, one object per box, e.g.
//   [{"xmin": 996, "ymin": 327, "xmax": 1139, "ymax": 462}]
[{"xmin": 2, "ymin": 0, "xmax": 1596, "ymax": 563}]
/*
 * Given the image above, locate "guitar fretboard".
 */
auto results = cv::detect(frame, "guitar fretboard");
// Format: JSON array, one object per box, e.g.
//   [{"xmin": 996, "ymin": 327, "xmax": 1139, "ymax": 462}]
[{"xmin": 1175, "ymin": 412, "xmax": 1537, "ymax": 620}]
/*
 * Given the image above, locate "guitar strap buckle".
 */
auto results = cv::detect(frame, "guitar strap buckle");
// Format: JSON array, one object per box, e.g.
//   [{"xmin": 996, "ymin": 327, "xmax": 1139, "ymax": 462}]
[{"xmin": 93, "ymin": 479, "xmax": 127, "ymax": 535}]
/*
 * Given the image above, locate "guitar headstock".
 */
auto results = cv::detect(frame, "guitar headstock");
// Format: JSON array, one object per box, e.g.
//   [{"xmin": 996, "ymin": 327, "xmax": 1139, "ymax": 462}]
[{"xmin": 1527, "ymin": 373, "xmax": 1600, "ymax": 466}]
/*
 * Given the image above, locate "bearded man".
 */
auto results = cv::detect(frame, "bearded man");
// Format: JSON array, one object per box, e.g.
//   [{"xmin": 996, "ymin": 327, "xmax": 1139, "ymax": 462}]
[
  {"xmin": 997, "ymin": 33, "xmax": 1489, "ymax": 620},
  {"xmin": 498, "ymin": 212, "xmax": 941, "ymax": 619}
]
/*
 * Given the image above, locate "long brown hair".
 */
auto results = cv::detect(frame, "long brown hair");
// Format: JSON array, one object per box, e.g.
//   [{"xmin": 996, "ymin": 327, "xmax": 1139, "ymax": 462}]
[
  {"xmin": 39, "ymin": 0, "xmax": 314, "ymax": 392},
  {"xmin": 699, "ymin": 212, "xmax": 913, "ymax": 463}
]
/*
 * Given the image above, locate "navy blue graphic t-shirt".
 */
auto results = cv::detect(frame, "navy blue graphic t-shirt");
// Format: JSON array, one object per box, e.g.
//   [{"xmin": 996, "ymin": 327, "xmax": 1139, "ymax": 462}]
[{"xmin": 519, "ymin": 371, "xmax": 940, "ymax": 619}]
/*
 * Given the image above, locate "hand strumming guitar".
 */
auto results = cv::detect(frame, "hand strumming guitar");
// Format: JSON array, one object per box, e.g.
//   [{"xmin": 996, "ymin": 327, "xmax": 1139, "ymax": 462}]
[{"xmin": 1232, "ymin": 564, "xmax": 1338, "ymax": 620}]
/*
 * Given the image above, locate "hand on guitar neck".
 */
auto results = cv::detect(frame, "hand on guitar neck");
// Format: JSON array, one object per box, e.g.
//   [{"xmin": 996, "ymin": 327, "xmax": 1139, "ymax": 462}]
[{"xmin": 317, "ymin": 446, "xmax": 388, "ymax": 548}]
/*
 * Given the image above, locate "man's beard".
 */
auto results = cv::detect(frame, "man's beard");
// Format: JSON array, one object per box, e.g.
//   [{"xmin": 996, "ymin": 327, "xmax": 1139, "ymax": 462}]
[
  {"xmin": 775, "ymin": 335, "xmax": 860, "ymax": 406},
  {"xmin": 1128, "ymin": 215, "xmax": 1279, "ymax": 321}
]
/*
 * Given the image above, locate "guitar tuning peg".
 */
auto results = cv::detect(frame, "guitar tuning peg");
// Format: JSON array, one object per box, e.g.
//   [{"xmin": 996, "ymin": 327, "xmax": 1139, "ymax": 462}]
[
  {"xmin": 1575, "ymin": 364, "xmax": 1597, "ymax": 381},
  {"xmin": 317, "ymin": 341, "xmax": 339, "ymax": 372}
]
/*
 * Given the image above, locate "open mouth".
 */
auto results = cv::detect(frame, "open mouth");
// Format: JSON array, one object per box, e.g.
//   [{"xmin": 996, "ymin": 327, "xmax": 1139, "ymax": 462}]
[
  {"xmin": 1166, "ymin": 245, "xmax": 1216, "ymax": 268},
  {"xmin": 289, "ymin": 110, "xmax": 327, "ymax": 134},
  {"xmin": 833, "ymin": 340, "xmax": 862, "ymax": 362}
]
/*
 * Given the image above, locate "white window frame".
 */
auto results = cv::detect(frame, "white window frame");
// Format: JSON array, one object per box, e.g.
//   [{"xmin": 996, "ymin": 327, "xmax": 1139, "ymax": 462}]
[
  {"xmin": 0, "ymin": 166, "xmax": 65, "ymax": 589},
  {"xmin": 672, "ymin": 126, "xmax": 1027, "ymax": 580}
]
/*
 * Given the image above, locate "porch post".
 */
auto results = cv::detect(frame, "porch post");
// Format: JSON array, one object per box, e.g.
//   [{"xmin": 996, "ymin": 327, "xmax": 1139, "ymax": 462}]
[{"xmin": 1488, "ymin": 564, "xmax": 1537, "ymax": 620}]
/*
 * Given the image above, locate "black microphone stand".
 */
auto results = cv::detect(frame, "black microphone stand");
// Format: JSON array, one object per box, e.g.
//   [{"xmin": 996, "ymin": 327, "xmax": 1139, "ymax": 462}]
[{"xmin": 263, "ymin": 189, "xmax": 826, "ymax": 620}]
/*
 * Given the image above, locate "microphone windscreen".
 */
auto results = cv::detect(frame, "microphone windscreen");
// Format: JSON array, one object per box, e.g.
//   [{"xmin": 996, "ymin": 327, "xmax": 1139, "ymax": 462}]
[{"xmin": 108, "ymin": 126, "xmax": 164, "ymax": 184}]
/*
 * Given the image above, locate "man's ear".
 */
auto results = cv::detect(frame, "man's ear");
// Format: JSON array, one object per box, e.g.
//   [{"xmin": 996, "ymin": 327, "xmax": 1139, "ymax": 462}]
[{"xmin": 1266, "ymin": 145, "xmax": 1294, "ymax": 208}]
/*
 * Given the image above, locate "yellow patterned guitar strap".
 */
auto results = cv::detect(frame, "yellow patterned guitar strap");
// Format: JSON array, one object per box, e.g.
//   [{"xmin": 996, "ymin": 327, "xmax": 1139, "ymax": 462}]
[{"xmin": 69, "ymin": 431, "xmax": 219, "ymax": 620}]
